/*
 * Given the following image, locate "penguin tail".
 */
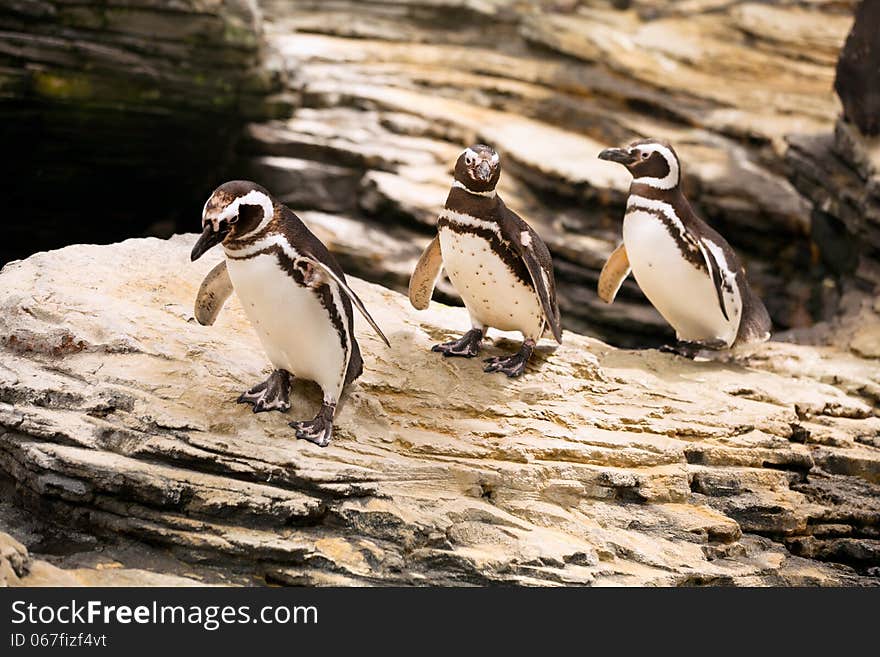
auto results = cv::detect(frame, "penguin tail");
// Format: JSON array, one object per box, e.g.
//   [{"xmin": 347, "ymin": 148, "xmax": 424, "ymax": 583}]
[{"xmin": 736, "ymin": 287, "xmax": 772, "ymax": 345}]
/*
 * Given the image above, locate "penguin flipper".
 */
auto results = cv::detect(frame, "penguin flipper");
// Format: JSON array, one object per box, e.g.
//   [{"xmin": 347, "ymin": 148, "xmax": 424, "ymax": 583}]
[
  {"xmin": 501, "ymin": 208, "xmax": 562, "ymax": 344},
  {"xmin": 409, "ymin": 235, "xmax": 443, "ymax": 311},
  {"xmin": 308, "ymin": 259, "xmax": 391, "ymax": 348},
  {"xmin": 194, "ymin": 260, "xmax": 234, "ymax": 326},
  {"xmin": 598, "ymin": 243, "xmax": 630, "ymax": 303},
  {"xmin": 696, "ymin": 238, "xmax": 741, "ymax": 324},
  {"xmin": 519, "ymin": 238, "xmax": 562, "ymax": 343}
]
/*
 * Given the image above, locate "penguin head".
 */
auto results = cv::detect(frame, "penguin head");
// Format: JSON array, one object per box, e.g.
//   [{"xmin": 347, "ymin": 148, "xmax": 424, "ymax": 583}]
[
  {"xmin": 454, "ymin": 144, "xmax": 501, "ymax": 193},
  {"xmin": 598, "ymin": 139, "xmax": 681, "ymax": 191},
  {"xmin": 191, "ymin": 181, "xmax": 275, "ymax": 261}
]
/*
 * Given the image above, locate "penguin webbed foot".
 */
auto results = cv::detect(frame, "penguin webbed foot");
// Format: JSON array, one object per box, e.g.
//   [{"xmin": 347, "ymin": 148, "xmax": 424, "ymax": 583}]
[
  {"xmin": 291, "ymin": 402, "xmax": 336, "ymax": 448},
  {"xmin": 432, "ymin": 328, "xmax": 484, "ymax": 358},
  {"xmin": 483, "ymin": 339, "xmax": 535, "ymax": 378},
  {"xmin": 660, "ymin": 340, "xmax": 728, "ymax": 359},
  {"xmin": 238, "ymin": 370, "xmax": 292, "ymax": 413}
]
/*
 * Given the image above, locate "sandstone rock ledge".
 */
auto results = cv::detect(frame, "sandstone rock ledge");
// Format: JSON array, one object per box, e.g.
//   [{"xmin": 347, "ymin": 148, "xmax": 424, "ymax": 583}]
[{"xmin": 0, "ymin": 236, "xmax": 878, "ymax": 586}]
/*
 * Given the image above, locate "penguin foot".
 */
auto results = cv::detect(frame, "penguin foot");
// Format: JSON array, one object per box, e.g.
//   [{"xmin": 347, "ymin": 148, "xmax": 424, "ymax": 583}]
[
  {"xmin": 483, "ymin": 339, "xmax": 535, "ymax": 378},
  {"xmin": 432, "ymin": 328, "xmax": 484, "ymax": 358},
  {"xmin": 291, "ymin": 402, "xmax": 336, "ymax": 448},
  {"xmin": 238, "ymin": 370, "xmax": 292, "ymax": 413},
  {"xmin": 659, "ymin": 343, "xmax": 698, "ymax": 359},
  {"xmin": 660, "ymin": 340, "xmax": 728, "ymax": 359}
]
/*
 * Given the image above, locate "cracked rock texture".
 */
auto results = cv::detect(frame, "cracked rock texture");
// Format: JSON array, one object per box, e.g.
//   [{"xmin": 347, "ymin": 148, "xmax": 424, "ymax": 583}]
[{"xmin": 0, "ymin": 236, "xmax": 877, "ymax": 586}]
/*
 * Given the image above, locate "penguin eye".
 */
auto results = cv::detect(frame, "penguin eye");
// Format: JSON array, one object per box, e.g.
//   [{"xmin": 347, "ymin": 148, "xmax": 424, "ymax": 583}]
[
  {"xmin": 465, "ymin": 156, "xmax": 474, "ymax": 166},
  {"xmin": 641, "ymin": 151, "xmax": 649, "ymax": 160}
]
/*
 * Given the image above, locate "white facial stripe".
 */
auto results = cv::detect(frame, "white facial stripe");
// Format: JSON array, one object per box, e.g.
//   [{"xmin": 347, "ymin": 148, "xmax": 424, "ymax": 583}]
[
  {"xmin": 211, "ymin": 190, "xmax": 274, "ymax": 235},
  {"xmin": 440, "ymin": 208, "xmax": 502, "ymax": 238},
  {"xmin": 464, "ymin": 147, "xmax": 480, "ymax": 161},
  {"xmin": 632, "ymin": 143, "xmax": 680, "ymax": 190},
  {"xmin": 451, "ymin": 179, "xmax": 496, "ymax": 198}
]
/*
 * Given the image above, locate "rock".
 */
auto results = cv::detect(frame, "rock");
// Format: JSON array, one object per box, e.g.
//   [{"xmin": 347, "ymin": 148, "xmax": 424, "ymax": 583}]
[
  {"xmin": 0, "ymin": 531, "xmax": 29, "ymax": 586},
  {"xmin": 222, "ymin": 0, "xmax": 860, "ymax": 347},
  {"xmin": 781, "ymin": 3, "xmax": 880, "ymax": 349},
  {"xmin": 785, "ymin": 118, "xmax": 880, "ymax": 352},
  {"xmin": 0, "ymin": 236, "xmax": 877, "ymax": 586},
  {"xmin": 5, "ymin": 1, "xmax": 868, "ymax": 348},
  {"xmin": 0, "ymin": 0, "xmax": 285, "ymax": 265},
  {"xmin": 852, "ymin": 324, "xmax": 880, "ymax": 359},
  {"xmin": 0, "ymin": 528, "xmax": 213, "ymax": 586},
  {"xmin": 835, "ymin": 0, "xmax": 880, "ymax": 136}
]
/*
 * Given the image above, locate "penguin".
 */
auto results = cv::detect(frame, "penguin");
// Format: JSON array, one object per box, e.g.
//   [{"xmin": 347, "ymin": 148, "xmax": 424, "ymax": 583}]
[
  {"xmin": 408, "ymin": 144, "xmax": 562, "ymax": 377},
  {"xmin": 597, "ymin": 139, "xmax": 771, "ymax": 357},
  {"xmin": 190, "ymin": 180, "xmax": 390, "ymax": 447}
]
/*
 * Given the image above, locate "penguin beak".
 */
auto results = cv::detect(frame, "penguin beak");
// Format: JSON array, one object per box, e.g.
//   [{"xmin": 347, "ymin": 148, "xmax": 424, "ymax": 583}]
[
  {"xmin": 475, "ymin": 160, "xmax": 492, "ymax": 182},
  {"xmin": 598, "ymin": 148, "xmax": 636, "ymax": 166},
  {"xmin": 190, "ymin": 222, "xmax": 229, "ymax": 261}
]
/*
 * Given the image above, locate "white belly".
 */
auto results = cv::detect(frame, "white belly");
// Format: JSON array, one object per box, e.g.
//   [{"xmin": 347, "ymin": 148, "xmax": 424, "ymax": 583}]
[
  {"xmin": 439, "ymin": 227, "xmax": 545, "ymax": 338},
  {"xmin": 623, "ymin": 210, "xmax": 738, "ymax": 346},
  {"xmin": 225, "ymin": 253, "xmax": 348, "ymax": 397}
]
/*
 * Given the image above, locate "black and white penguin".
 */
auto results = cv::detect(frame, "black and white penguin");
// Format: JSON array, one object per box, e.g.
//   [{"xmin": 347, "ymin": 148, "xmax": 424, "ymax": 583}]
[
  {"xmin": 597, "ymin": 139, "xmax": 771, "ymax": 356},
  {"xmin": 409, "ymin": 144, "xmax": 562, "ymax": 377},
  {"xmin": 190, "ymin": 180, "xmax": 389, "ymax": 447}
]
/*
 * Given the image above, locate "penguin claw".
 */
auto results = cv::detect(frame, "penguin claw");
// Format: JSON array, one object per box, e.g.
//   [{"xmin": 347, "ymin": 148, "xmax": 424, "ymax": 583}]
[
  {"xmin": 291, "ymin": 402, "xmax": 336, "ymax": 448},
  {"xmin": 433, "ymin": 343, "xmax": 480, "ymax": 358},
  {"xmin": 432, "ymin": 328, "xmax": 483, "ymax": 358},
  {"xmin": 291, "ymin": 420, "xmax": 333, "ymax": 447},
  {"xmin": 482, "ymin": 354, "xmax": 528, "ymax": 377},
  {"xmin": 238, "ymin": 385, "xmax": 267, "ymax": 405},
  {"xmin": 252, "ymin": 398, "xmax": 291, "ymax": 414},
  {"xmin": 482, "ymin": 339, "xmax": 535, "ymax": 378},
  {"xmin": 659, "ymin": 343, "xmax": 696, "ymax": 359},
  {"xmin": 660, "ymin": 340, "xmax": 727, "ymax": 360},
  {"xmin": 238, "ymin": 370, "xmax": 292, "ymax": 414}
]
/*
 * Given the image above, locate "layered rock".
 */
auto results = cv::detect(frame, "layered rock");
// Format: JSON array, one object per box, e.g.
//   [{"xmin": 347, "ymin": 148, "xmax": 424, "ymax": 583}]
[
  {"xmin": 0, "ymin": 237, "xmax": 877, "ymax": 586},
  {"xmin": 234, "ymin": 0, "xmax": 857, "ymax": 346},
  {"xmin": 0, "ymin": 0, "xmax": 284, "ymax": 264},
  {"xmin": 4, "ymin": 1, "xmax": 868, "ymax": 348},
  {"xmin": 0, "ymin": 529, "xmax": 215, "ymax": 586},
  {"xmin": 785, "ymin": 1, "xmax": 880, "ymax": 346},
  {"xmin": 835, "ymin": 0, "xmax": 880, "ymax": 136}
]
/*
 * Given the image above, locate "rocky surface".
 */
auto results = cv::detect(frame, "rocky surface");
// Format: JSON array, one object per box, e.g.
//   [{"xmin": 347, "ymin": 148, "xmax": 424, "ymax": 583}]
[
  {"xmin": 228, "ymin": 0, "xmax": 860, "ymax": 346},
  {"xmin": 0, "ymin": 0, "xmax": 285, "ymax": 264},
  {"xmin": 0, "ymin": 236, "xmax": 877, "ymax": 586},
  {"xmin": 785, "ymin": 2, "xmax": 880, "ymax": 347},
  {"xmin": 0, "ymin": 529, "xmax": 217, "ymax": 587},
  {"xmin": 4, "ymin": 1, "xmax": 872, "ymax": 348},
  {"xmin": 835, "ymin": 0, "xmax": 880, "ymax": 136}
]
